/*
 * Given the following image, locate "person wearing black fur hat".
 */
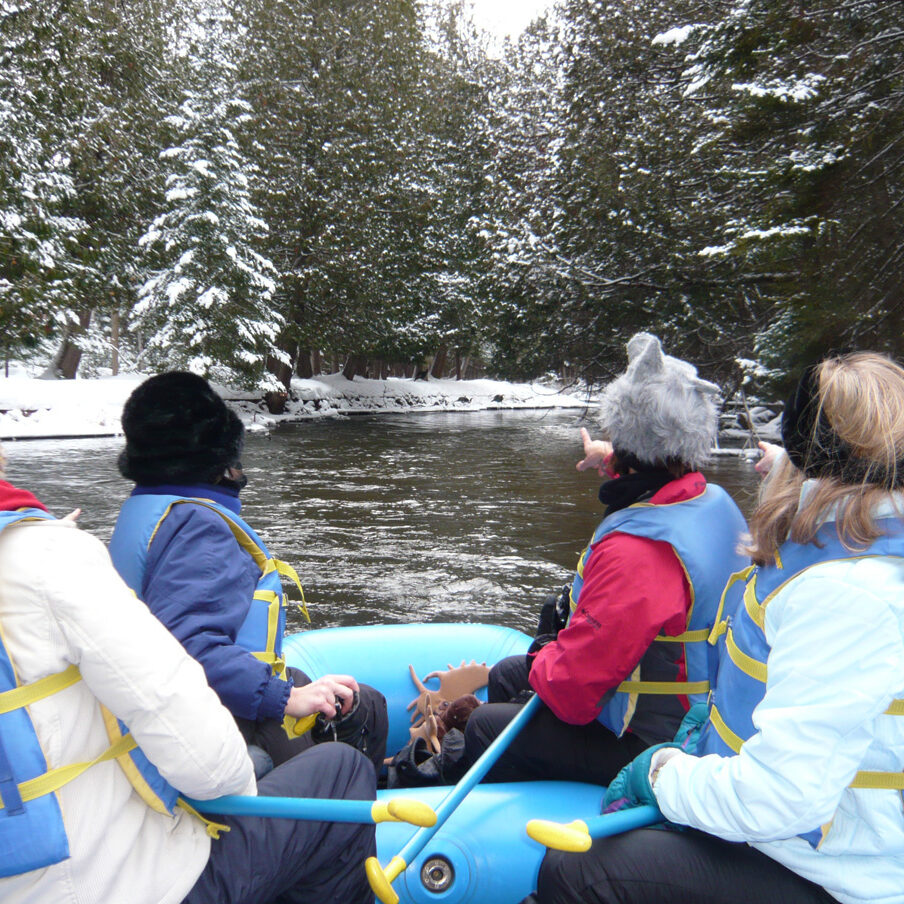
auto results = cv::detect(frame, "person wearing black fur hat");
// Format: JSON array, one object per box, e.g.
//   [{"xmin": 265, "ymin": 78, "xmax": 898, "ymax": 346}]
[
  {"xmin": 0, "ymin": 443, "xmax": 377, "ymax": 904},
  {"xmin": 462, "ymin": 334, "xmax": 749, "ymax": 786},
  {"xmin": 109, "ymin": 372, "xmax": 388, "ymax": 780}
]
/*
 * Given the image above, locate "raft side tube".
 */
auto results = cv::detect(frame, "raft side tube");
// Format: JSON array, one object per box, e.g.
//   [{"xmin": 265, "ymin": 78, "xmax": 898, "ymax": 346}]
[
  {"xmin": 374, "ymin": 782, "xmax": 606, "ymax": 904},
  {"xmin": 283, "ymin": 623, "xmax": 532, "ymax": 753}
]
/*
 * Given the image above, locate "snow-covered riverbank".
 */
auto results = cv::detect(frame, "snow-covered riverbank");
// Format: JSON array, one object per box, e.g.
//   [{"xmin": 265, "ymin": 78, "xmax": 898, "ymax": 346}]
[{"xmin": 0, "ymin": 366, "xmax": 592, "ymax": 441}]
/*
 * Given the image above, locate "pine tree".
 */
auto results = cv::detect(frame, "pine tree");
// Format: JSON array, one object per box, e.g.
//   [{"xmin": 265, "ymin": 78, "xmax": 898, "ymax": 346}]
[
  {"xmin": 135, "ymin": 0, "xmax": 282, "ymax": 388},
  {"xmin": 674, "ymin": 0, "xmax": 904, "ymax": 372},
  {"xmin": 0, "ymin": 1, "xmax": 86, "ymax": 366},
  {"xmin": 237, "ymin": 0, "xmax": 429, "ymax": 383}
]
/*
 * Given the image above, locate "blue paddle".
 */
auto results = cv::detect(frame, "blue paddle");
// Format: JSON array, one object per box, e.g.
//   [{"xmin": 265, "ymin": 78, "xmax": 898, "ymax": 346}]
[
  {"xmin": 182, "ymin": 794, "xmax": 436, "ymax": 826},
  {"xmin": 526, "ymin": 804, "xmax": 664, "ymax": 851},
  {"xmin": 367, "ymin": 692, "xmax": 543, "ymax": 904}
]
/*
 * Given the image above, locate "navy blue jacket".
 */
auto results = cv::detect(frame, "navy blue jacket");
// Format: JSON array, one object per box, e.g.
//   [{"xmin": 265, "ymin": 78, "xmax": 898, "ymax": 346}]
[{"xmin": 132, "ymin": 484, "xmax": 291, "ymax": 722}]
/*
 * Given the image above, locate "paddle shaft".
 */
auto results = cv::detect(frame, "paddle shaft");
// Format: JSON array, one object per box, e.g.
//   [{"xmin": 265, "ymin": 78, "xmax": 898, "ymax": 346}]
[
  {"xmin": 394, "ymin": 692, "xmax": 543, "ymax": 866},
  {"xmin": 183, "ymin": 794, "xmax": 380, "ymax": 823},
  {"xmin": 587, "ymin": 805, "xmax": 663, "ymax": 838}
]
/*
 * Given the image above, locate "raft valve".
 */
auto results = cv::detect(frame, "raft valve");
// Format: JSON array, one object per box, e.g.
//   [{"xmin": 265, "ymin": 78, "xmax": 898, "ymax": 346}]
[{"xmin": 421, "ymin": 856, "xmax": 454, "ymax": 892}]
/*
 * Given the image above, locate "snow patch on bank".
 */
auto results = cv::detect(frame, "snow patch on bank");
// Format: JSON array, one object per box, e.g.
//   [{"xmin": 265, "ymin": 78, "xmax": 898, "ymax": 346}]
[{"xmin": 0, "ymin": 365, "xmax": 592, "ymax": 440}]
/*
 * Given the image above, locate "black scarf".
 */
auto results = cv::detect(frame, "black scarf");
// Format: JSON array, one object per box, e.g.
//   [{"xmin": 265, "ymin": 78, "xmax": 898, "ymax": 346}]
[{"xmin": 598, "ymin": 469, "xmax": 676, "ymax": 517}]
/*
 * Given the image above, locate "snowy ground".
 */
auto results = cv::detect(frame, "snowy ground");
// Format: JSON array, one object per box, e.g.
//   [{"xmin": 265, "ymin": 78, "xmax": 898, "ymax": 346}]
[{"xmin": 0, "ymin": 364, "xmax": 593, "ymax": 441}]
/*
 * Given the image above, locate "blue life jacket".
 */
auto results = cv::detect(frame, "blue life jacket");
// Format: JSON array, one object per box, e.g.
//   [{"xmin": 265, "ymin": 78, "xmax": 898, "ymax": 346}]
[
  {"xmin": 109, "ymin": 494, "xmax": 307, "ymax": 671},
  {"xmin": 699, "ymin": 520, "xmax": 904, "ymax": 848},
  {"xmin": 0, "ymin": 509, "xmax": 178, "ymax": 880},
  {"xmin": 569, "ymin": 484, "xmax": 748, "ymax": 739}
]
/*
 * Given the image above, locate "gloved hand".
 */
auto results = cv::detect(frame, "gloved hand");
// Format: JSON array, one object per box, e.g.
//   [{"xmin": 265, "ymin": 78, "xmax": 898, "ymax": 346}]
[
  {"xmin": 526, "ymin": 633, "xmax": 556, "ymax": 672},
  {"xmin": 536, "ymin": 584, "xmax": 570, "ymax": 637},
  {"xmin": 602, "ymin": 742, "xmax": 681, "ymax": 812},
  {"xmin": 674, "ymin": 702, "xmax": 709, "ymax": 751}
]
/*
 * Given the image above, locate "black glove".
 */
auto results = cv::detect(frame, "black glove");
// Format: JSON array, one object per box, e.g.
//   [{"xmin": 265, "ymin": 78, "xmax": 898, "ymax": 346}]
[
  {"xmin": 311, "ymin": 691, "xmax": 370, "ymax": 757},
  {"xmin": 536, "ymin": 584, "xmax": 570, "ymax": 638},
  {"xmin": 528, "ymin": 633, "xmax": 557, "ymax": 656},
  {"xmin": 525, "ymin": 633, "xmax": 557, "ymax": 674}
]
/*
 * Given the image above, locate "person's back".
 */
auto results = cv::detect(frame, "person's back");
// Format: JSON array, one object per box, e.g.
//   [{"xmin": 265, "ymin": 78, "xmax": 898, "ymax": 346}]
[
  {"xmin": 0, "ymin": 473, "xmax": 254, "ymax": 904},
  {"xmin": 462, "ymin": 334, "xmax": 749, "ymax": 785},
  {"xmin": 108, "ymin": 371, "xmax": 388, "ymax": 774},
  {"xmin": 531, "ymin": 351, "xmax": 904, "ymax": 904}
]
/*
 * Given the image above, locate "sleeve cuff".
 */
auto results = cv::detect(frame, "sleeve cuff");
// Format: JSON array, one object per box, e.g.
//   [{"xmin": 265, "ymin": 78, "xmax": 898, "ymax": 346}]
[
  {"xmin": 649, "ymin": 747, "xmax": 686, "ymax": 788},
  {"xmin": 257, "ymin": 674, "xmax": 292, "ymax": 721}
]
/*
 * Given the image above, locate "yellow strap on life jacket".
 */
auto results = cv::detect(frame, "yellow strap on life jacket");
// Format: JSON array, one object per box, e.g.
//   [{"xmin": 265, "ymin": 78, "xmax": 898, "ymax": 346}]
[
  {"xmin": 725, "ymin": 627, "xmax": 768, "ymax": 683},
  {"xmin": 656, "ymin": 629, "xmax": 711, "ymax": 643},
  {"xmin": 616, "ymin": 679, "xmax": 710, "ymax": 695},
  {"xmin": 0, "ymin": 663, "xmax": 81, "ymax": 714},
  {"xmin": 158, "ymin": 501, "xmax": 270, "ymax": 573},
  {"xmin": 251, "ymin": 649, "xmax": 287, "ymax": 676},
  {"xmin": 710, "ymin": 704, "xmax": 904, "ymax": 790},
  {"xmin": 708, "ymin": 566, "xmax": 755, "ymax": 646},
  {"xmin": 709, "ymin": 703, "xmax": 744, "ymax": 753},
  {"xmin": 252, "ymin": 588, "xmax": 284, "ymax": 659},
  {"xmin": 744, "ymin": 578, "xmax": 767, "ymax": 631},
  {"xmin": 0, "ymin": 731, "xmax": 137, "ymax": 810},
  {"xmin": 274, "ymin": 558, "xmax": 311, "ymax": 623},
  {"xmin": 849, "ymin": 771, "xmax": 904, "ymax": 790},
  {"xmin": 176, "ymin": 798, "xmax": 231, "ymax": 839}
]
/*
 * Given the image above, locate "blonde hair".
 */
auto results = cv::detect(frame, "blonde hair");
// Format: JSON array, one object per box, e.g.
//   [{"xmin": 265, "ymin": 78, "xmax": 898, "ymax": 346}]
[
  {"xmin": 746, "ymin": 353, "xmax": 904, "ymax": 565},
  {"xmin": 0, "ymin": 444, "xmax": 5, "ymax": 478}
]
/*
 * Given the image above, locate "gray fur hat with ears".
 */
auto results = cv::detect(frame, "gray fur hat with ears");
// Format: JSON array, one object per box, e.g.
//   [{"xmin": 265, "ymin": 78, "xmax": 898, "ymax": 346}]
[{"xmin": 599, "ymin": 333, "xmax": 720, "ymax": 470}]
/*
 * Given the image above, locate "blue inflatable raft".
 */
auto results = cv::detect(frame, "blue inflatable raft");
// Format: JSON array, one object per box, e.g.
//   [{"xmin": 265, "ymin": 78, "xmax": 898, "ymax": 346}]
[{"xmin": 283, "ymin": 623, "xmax": 607, "ymax": 904}]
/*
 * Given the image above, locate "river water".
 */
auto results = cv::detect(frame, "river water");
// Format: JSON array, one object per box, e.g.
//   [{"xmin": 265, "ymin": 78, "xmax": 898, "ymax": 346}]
[{"xmin": 3, "ymin": 410, "xmax": 761, "ymax": 636}]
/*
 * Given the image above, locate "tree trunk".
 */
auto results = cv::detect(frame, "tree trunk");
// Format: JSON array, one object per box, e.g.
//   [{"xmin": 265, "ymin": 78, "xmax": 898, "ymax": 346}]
[
  {"xmin": 454, "ymin": 349, "xmax": 462, "ymax": 380},
  {"xmin": 331, "ymin": 353, "xmax": 339, "ymax": 374},
  {"xmin": 430, "ymin": 346, "xmax": 448, "ymax": 379},
  {"xmin": 296, "ymin": 348, "xmax": 313, "ymax": 378},
  {"xmin": 43, "ymin": 309, "xmax": 93, "ymax": 379},
  {"xmin": 110, "ymin": 310, "xmax": 120, "ymax": 376},
  {"xmin": 266, "ymin": 353, "xmax": 293, "ymax": 393},
  {"xmin": 264, "ymin": 390, "xmax": 288, "ymax": 414},
  {"xmin": 342, "ymin": 354, "xmax": 366, "ymax": 380},
  {"xmin": 312, "ymin": 349, "xmax": 321, "ymax": 375}
]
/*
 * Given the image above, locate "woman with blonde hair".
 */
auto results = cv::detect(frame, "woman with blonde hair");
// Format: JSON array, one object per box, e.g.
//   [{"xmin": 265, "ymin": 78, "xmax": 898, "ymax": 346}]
[{"xmin": 530, "ymin": 351, "xmax": 904, "ymax": 904}]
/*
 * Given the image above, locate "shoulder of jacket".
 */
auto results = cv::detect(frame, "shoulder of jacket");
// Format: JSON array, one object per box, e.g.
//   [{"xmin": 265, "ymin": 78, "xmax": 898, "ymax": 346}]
[{"xmin": 163, "ymin": 499, "xmax": 237, "ymax": 534}]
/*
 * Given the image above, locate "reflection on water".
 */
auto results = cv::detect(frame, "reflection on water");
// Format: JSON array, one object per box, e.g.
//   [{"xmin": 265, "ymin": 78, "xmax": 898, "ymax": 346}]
[{"xmin": 4, "ymin": 411, "xmax": 762, "ymax": 635}]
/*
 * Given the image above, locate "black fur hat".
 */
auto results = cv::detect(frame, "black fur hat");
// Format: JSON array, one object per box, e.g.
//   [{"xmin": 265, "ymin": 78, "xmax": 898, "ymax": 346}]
[{"xmin": 118, "ymin": 372, "xmax": 244, "ymax": 485}]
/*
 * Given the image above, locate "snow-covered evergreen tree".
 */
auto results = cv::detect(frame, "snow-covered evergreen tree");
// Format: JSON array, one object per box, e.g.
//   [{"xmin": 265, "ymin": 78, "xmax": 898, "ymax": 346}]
[
  {"xmin": 0, "ymin": 1, "xmax": 86, "ymax": 365},
  {"xmin": 135, "ymin": 1, "xmax": 282, "ymax": 388},
  {"xmin": 672, "ymin": 0, "xmax": 904, "ymax": 370}
]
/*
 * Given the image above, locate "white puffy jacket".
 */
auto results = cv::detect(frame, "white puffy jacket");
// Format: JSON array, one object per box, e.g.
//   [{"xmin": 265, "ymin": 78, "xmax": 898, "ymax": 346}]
[
  {"xmin": 655, "ymin": 499, "xmax": 904, "ymax": 904},
  {"xmin": 0, "ymin": 517, "xmax": 255, "ymax": 904}
]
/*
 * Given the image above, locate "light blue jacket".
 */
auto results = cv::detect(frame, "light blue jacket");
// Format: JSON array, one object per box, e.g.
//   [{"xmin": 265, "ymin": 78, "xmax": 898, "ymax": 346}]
[{"xmin": 655, "ymin": 488, "xmax": 904, "ymax": 904}]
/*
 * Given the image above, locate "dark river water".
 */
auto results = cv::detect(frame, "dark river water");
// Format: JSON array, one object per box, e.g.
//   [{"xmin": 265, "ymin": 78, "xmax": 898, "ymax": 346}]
[{"xmin": 3, "ymin": 410, "xmax": 762, "ymax": 636}]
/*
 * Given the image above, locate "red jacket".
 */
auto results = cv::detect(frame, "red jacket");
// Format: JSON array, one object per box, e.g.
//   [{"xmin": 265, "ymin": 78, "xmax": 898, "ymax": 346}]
[
  {"xmin": 528, "ymin": 472, "xmax": 705, "ymax": 725},
  {"xmin": 0, "ymin": 479, "xmax": 48, "ymax": 513}
]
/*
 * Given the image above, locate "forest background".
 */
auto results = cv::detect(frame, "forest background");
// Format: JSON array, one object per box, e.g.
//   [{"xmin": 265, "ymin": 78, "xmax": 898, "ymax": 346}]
[{"xmin": 1, "ymin": 0, "xmax": 901, "ymax": 409}]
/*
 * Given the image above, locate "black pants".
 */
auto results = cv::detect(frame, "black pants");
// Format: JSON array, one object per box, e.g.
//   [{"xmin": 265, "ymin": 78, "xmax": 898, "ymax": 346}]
[
  {"xmin": 184, "ymin": 743, "xmax": 376, "ymax": 904},
  {"xmin": 529, "ymin": 827, "xmax": 837, "ymax": 904},
  {"xmin": 237, "ymin": 667, "xmax": 388, "ymax": 775},
  {"xmin": 463, "ymin": 656, "xmax": 647, "ymax": 784}
]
